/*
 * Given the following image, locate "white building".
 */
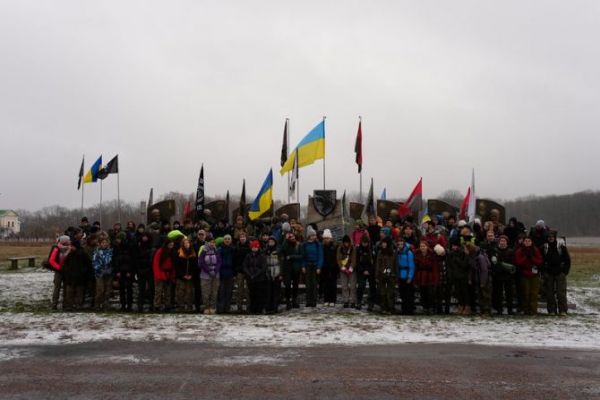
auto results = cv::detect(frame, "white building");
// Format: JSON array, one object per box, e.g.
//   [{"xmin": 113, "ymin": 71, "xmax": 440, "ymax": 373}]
[{"xmin": 0, "ymin": 210, "xmax": 21, "ymax": 237}]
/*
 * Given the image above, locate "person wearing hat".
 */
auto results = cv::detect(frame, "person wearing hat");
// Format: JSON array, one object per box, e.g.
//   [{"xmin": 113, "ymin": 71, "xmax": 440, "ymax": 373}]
[
  {"xmin": 47, "ymin": 235, "xmax": 72, "ymax": 310},
  {"xmin": 264, "ymin": 236, "xmax": 283, "ymax": 314},
  {"xmin": 113, "ymin": 232, "xmax": 136, "ymax": 312},
  {"xmin": 135, "ymin": 231, "xmax": 155, "ymax": 313},
  {"xmin": 337, "ymin": 234, "xmax": 358, "ymax": 308},
  {"xmin": 243, "ymin": 240, "xmax": 268, "ymax": 314},
  {"xmin": 153, "ymin": 239, "xmax": 176, "ymax": 312},
  {"xmin": 234, "ymin": 232, "xmax": 252, "ymax": 313},
  {"xmin": 489, "ymin": 235, "xmax": 516, "ymax": 315},
  {"xmin": 302, "ymin": 226, "xmax": 323, "ymax": 307},
  {"xmin": 198, "ymin": 234, "xmax": 221, "ymax": 314},
  {"xmin": 465, "ymin": 242, "xmax": 492, "ymax": 316},
  {"xmin": 542, "ymin": 231, "xmax": 571, "ymax": 315},
  {"xmin": 356, "ymin": 233, "xmax": 377, "ymax": 311},
  {"xmin": 321, "ymin": 229, "xmax": 339, "ymax": 306},
  {"xmin": 447, "ymin": 237, "xmax": 471, "ymax": 315},
  {"xmin": 515, "ymin": 236, "xmax": 543, "ymax": 315},
  {"xmin": 413, "ymin": 240, "xmax": 439, "ymax": 314},
  {"xmin": 174, "ymin": 237, "xmax": 197, "ymax": 312},
  {"xmin": 62, "ymin": 236, "xmax": 92, "ymax": 311},
  {"xmin": 529, "ymin": 220, "xmax": 550, "ymax": 250},
  {"xmin": 376, "ymin": 236, "xmax": 396, "ymax": 313},
  {"xmin": 396, "ymin": 237, "xmax": 416, "ymax": 315},
  {"xmin": 92, "ymin": 237, "xmax": 113, "ymax": 311}
]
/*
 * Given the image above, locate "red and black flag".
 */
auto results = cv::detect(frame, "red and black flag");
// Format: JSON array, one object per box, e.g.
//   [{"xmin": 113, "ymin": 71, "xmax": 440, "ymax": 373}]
[
  {"xmin": 354, "ymin": 119, "xmax": 363, "ymax": 173},
  {"xmin": 398, "ymin": 177, "xmax": 423, "ymax": 218},
  {"xmin": 77, "ymin": 156, "xmax": 84, "ymax": 190},
  {"xmin": 98, "ymin": 155, "xmax": 119, "ymax": 180},
  {"xmin": 195, "ymin": 165, "xmax": 205, "ymax": 219}
]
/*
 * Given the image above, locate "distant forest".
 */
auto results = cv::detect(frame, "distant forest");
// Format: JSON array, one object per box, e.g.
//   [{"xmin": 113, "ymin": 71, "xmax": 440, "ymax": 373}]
[{"xmin": 12, "ymin": 190, "xmax": 600, "ymax": 239}]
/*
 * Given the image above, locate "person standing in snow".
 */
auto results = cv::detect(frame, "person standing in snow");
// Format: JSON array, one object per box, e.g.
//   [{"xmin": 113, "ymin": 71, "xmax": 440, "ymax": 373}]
[
  {"xmin": 302, "ymin": 226, "xmax": 323, "ymax": 308},
  {"xmin": 92, "ymin": 237, "xmax": 113, "ymax": 311},
  {"xmin": 542, "ymin": 231, "xmax": 571, "ymax": 315},
  {"xmin": 337, "ymin": 235, "xmax": 357, "ymax": 308}
]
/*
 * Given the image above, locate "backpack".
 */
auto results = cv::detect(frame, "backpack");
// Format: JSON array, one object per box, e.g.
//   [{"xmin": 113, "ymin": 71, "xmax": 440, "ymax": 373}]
[{"xmin": 41, "ymin": 245, "xmax": 60, "ymax": 271}]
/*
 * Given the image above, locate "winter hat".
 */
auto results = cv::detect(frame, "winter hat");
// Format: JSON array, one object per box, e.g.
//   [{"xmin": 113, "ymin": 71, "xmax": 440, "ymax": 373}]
[
  {"xmin": 434, "ymin": 244, "xmax": 446, "ymax": 256},
  {"xmin": 215, "ymin": 237, "xmax": 225, "ymax": 247},
  {"xmin": 282, "ymin": 222, "xmax": 291, "ymax": 233},
  {"xmin": 205, "ymin": 233, "xmax": 214, "ymax": 241},
  {"xmin": 58, "ymin": 235, "xmax": 71, "ymax": 244},
  {"xmin": 474, "ymin": 218, "xmax": 481, "ymax": 226},
  {"xmin": 457, "ymin": 220, "xmax": 467, "ymax": 228},
  {"xmin": 343, "ymin": 235, "xmax": 352, "ymax": 244},
  {"xmin": 392, "ymin": 227, "xmax": 401, "ymax": 240},
  {"xmin": 306, "ymin": 226, "xmax": 317, "ymax": 238},
  {"xmin": 322, "ymin": 229, "xmax": 333, "ymax": 239},
  {"xmin": 536, "ymin": 220, "xmax": 545, "ymax": 228},
  {"xmin": 498, "ymin": 235, "xmax": 510, "ymax": 243},
  {"xmin": 381, "ymin": 227, "xmax": 392, "ymax": 238},
  {"xmin": 360, "ymin": 233, "xmax": 370, "ymax": 243},
  {"xmin": 250, "ymin": 240, "xmax": 261, "ymax": 250}
]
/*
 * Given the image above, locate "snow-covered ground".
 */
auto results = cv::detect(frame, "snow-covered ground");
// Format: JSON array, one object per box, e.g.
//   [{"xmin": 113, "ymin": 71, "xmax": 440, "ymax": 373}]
[{"xmin": 0, "ymin": 270, "xmax": 599, "ymax": 350}]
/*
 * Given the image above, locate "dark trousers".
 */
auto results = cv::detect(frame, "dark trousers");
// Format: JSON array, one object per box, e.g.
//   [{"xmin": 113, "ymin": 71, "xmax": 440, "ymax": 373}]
[
  {"xmin": 217, "ymin": 277, "xmax": 234, "ymax": 313},
  {"xmin": 119, "ymin": 274, "xmax": 134, "ymax": 310},
  {"xmin": 544, "ymin": 273, "xmax": 567, "ymax": 314},
  {"xmin": 193, "ymin": 274, "xmax": 202, "ymax": 312},
  {"xmin": 266, "ymin": 278, "xmax": 282, "ymax": 313},
  {"xmin": 379, "ymin": 276, "xmax": 396, "ymax": 312},
  {"xmin": 357, "ymin": 273, "xmax": 377, "ymax": 306},
  {"xmin": 436, "ymin": 283, "xmax": 451, "ymax": 314},
  {"xmin": 419, "ymin": 285, "xmax": 435, "ymax": 313},
  {"xmin": 492, "ymin": 275, "xmax": 514, "ymax": 314},
  {"xmin": 284, "ymin": 267, "xmax": 300, "ymax": 305},
  {"xmin": 249, "ymin": 280, "xmax": 268, "ymax": 314},
  {"xmin": 452, "ymin": 278, "xmax": 470, "ymax": 308},
  {"xmin": 322, "ymin": 270, "xmax": 338, "ymax": 304},
  {"xmin": 305, "ymin": 265, "xmax": 318, "ymax": 306},
  {"xmin": 398, "ymin": 279, "xmax": 415, "ymax": 315},
  {"xmin": 137, "ymin": 270, "xmax": 155, "ymax": 311}
]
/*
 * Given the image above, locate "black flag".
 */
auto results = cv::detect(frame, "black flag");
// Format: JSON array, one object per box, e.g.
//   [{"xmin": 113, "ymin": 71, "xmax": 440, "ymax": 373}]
[
  {"xmin": 98, "ymin": 155, "xmax": 119, "ymax": 180},
  {"xmin": 195, "ymin": 165, "xmax": 205, "ymax": 219},
  {"xmin": 77, "ymin": 156, "xmax": 84, "ymax": 190},
  {"xmin": 225, "ymin": 190, "xmax": 230, "ymax": 223},
  {"xmin": 239, "ymin": 179, "xmax": 246, "ymax": 220},
  {"xmin": 366, "ymin": 178, "xmax": 375, "ymax": 216},
  {"xmin": 281, "ymin": 119, "xmax": 289, "ymax": 167}
]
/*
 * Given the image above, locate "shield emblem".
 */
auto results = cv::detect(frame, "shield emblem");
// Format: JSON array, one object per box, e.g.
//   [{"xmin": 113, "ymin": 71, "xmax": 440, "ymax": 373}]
[{"xmin": 313, "ymin": 190, "xmax": 337, "ymax": 217}]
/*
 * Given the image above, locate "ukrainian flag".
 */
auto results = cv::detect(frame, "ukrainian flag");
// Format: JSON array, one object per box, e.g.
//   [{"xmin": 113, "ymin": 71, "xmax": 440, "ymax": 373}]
[
  {"xmin": 83, "ymin": 155, "xmax": 102, "ymax": 184},
  {"xmin": 280, "ymin": 120, "xmax": 325, "ymax": 175},
  {"xmin": 248, "ymin": 169, "xmax": 273, "ymax": 220}
]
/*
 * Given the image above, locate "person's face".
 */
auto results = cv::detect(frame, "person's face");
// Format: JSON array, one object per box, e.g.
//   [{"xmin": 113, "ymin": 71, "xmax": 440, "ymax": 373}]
[
  {"xmin": 239, "ymin": 235, "xmax": 247, "ymax": 244},
  {"xmin": 427, "ymin": 224, "xmax": 434, "ymax": 234},
  {"xmin": 167, "ymin": 242, "xmax": 175, "ymax": 249},
  {"xmin": 486, "ymin": 232, "xmax": 495, "ymax": 242},
  {"xmin": 524, "ymin": 238, "xmax": 533, "ymax": 247},
  {"xmin": 137, "ymin": 227, "xmax": 145, "ymax": 234},
  {"xmin": 460, "ymin": 227, "xmax": 471, "ymax": 236},
  {"xmin": 224, "ymin": 237, "xmax": 232, "ymax": 246},
  {"xmin": 114, "ymin": 224, "xmax": 121, "ymax": 231},
  {"xmin": 252, "ymin": 246, "xmax": 259, "ymax": 253},
  {"xmin": 398, "ymin": 240, "xmax": 405, "ymax": 248},
  {"xmin": 381, "ymin": 241, "xmax": 388, "ymax": 249},
  {"xmin": 405, "ymin": 227, "xmax": 413, "ymax": 236},
  {"xmin": 268, "ymin": 239, "xmax": 276, "ymax": 247},
  {"xmin": 368, "ymin": 216, "xmax": 376, "ymax": 225},
  {"xmin": 419, "ymin": 242, "xmax": 428, "ymax": 253},
  {"xmin": 127, "ymin": 222, "xmax": 135, "ymax": 230},
  {"xmin": 100, "ymin": 240, "xmax": 109, "ymax": 249},
  {"xmin": 323, "ymin": 238, "xmax": 332, "ymax": 245},
  {"xmin": 548, "ymin": 235, "xmax": 556, "ymax": 243},
  {"xmin": 75, "ymin": 231, "xmax": 83, "ymax": 240},
  {"xmin": 183, "ymin": 240, "xmax": 191, "ymax": 250},
  {"xmin": 141, "ymin": 235, "xmax": 149, "ymax": 243},
  {"xmin": 498, "ymin": 238, "xmax": 508, "ymax": 249},
  {"xmin": 198, "ymin": 232, "xmax": 206, "ymax": 241},
  {"xmin": 236, "ymin": 216, "xmax": 244, "ymax": 225}
]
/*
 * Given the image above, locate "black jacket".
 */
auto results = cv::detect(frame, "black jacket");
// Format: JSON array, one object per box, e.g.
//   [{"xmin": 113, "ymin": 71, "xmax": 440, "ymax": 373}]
[{"xmin": 243, "ymin": 252, "xmax": 268, "ymax": 282}]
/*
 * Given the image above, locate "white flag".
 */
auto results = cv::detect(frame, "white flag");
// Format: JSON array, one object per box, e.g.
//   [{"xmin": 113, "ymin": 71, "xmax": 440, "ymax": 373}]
[
  {"xmin": 289, "ymin": 149, "xmax": 299, "ymax": 198},
  {"xmin": 467, "ymin": 168, "xmax": 476, "ymax": 222}
]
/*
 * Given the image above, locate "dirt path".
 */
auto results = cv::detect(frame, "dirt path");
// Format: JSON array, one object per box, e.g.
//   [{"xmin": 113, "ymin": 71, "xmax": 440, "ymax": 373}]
[{"xmin": 1, "ymin": 342, "xmax": 599, "ymax": 399}]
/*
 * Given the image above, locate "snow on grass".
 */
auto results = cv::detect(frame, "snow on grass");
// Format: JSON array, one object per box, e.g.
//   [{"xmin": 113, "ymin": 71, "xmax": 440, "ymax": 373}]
[{"xmin": 0, "ymin": 271, "xmax": 599, "ymax": 350}]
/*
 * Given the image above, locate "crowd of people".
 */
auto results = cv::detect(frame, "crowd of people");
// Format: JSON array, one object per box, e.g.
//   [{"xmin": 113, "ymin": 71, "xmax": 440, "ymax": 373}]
[{"xmin": 45, "ymin": 209, "xmax": 571, "ymax": 316}]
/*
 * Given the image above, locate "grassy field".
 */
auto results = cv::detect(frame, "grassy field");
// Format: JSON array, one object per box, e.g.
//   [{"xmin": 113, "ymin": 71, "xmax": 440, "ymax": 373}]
[{"xmin": 1, "ymin": 244, "xmax": 599, "ymax": 286}]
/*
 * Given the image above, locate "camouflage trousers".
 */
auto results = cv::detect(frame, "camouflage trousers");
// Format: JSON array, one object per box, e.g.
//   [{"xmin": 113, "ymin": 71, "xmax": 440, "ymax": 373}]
[{"xmin": 176, "ymin": 279, "xmax": 195, "ymax": 311}]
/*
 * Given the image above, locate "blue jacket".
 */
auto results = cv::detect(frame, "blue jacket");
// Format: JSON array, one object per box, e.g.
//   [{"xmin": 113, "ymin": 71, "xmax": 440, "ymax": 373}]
[
  {"xmin": 302, "ymin": 240, "xmax": 323, "ymax": 269},
  {"xmin": 396, "ymin": 244, "xmax": 415, "ymax": 281},
  {"xmin": 219, "ymin": 245, "xmax": 236, "ymax": 280}
]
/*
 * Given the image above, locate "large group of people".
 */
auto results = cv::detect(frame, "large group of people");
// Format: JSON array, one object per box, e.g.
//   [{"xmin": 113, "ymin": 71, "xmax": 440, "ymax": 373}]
[{"xmin": 45, "ymin": 209, "xmax": 571, "ymax": 317}]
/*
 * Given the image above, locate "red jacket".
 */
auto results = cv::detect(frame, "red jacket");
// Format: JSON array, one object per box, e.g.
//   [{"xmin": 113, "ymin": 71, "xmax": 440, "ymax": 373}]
[
  {"xmin": 48, "ymin": 246, "xmax": 67, "ymax": 271},
  {"xmin": 153, "ymin": 248, "xmax": 175, "ymax": 282},
  {"xmin": 413, "ymin": 250, "xmax": 440, "ymax": 287},
  {"xmin": 515, "ymin": 245, "xmax": 543, "ymax": 278}
]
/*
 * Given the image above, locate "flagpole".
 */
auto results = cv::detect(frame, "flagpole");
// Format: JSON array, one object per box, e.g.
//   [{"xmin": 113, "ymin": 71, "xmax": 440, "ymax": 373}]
[
  {"xmin": 117, "ymin": 170, "xmax": 121, "ymax": 223},
  {"xmin": 81, "ymin": 154, "xmax": 85, "ymax": 216},
  {"xmin": 286, "ymin": 118, "xmax": 290, "ymax": 204},
  {"xmin": 359, "ymin": 116, "xmax": 363, "ymax": 203},
  {"xmin": 322, "ymin": 116, "xmax": 326, "ymax": 190},
  {"xmin": 296, "ymin": 148, "xmax": 300, "ymax": 205},
  {"xmin": 99, "ymin": 179, "xmax": 103, "ymax": 228}
]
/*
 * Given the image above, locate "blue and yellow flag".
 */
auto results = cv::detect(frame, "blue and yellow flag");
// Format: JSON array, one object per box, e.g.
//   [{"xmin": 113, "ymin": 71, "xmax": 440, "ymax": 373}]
[
  {"xmin": 280, "ymin": 120, "xmax": 325, "ymax": 175},
  {"xmin": 248, "ymin": 169, "xmax": 273, "ymax": 220},
  {"xmin": 83, "ymin": 156, "xmax": 102, "ymax": 184}
]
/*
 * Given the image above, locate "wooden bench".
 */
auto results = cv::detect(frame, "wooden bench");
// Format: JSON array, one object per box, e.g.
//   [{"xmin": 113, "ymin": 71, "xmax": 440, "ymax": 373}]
[{"xmin": 7, "ymin": 256, "xmax": 37, "ymax": 270}]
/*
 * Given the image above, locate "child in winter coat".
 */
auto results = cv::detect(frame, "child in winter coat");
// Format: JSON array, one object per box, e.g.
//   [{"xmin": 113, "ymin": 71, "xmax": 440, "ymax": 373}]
[
  {"xmin": 264, "ymin": 237, "xmax": 283, "ymax": 314},
  {"xmin": 175, "ymin": 238, "xmax": 197, "ymax": 312},
  {"xmin": 376, "ymin": 237, "xmax": 396, "ymax": 313},
  {"xmin": 243, "ymin": 240, "xmax": 268, "ymax": 314},
  {"xmin": 356, "ymin": 234, "xmax": 377, "ymax": 311},
  {"xmin": 198, "ymin": 234, "xmax": 221, "ymax": 314},
  {"xmin": 153, "ymin": 239, "xmax": 176, "ymax": 311},
  {"xmin": 92, "ymin": 237, "xmax": 113, "ymax": 311},
  {"xmin": 337, "ymin": 235, "xmax": 357, "ymax": 308},
  {"xmin": 396, "ymin": 237, "xmax": 415, "ymax": 315}
]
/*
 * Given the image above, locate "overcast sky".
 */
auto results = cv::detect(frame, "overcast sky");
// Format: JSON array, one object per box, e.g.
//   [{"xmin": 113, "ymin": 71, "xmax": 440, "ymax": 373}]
[{"xmin": 1, "ymin": 0, "xmax": 599, "ymax": 211}]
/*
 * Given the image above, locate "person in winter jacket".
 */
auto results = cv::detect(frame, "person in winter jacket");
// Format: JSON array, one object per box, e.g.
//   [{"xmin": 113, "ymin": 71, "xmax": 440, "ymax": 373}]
[
  {"xmin": 113, "ymin": 233, "xmax": 136, "ymax": 311},
  {"xmin": 136, "ymin": 232, "xmax": 155, "ymax": 312},
  {"xmin": 264, "ymin": 237, "xmax": 283, "ymax": 314},
  {"xmin": 376, "ymin": 237, "xmax": 396, "ymax": 313},
  {"xmin": 337, "ymin": 235, "xmax": 357, "ymax": 308},
  {"xmin": 515, "ymin": 237, "xmax": 544, "ymax": 315},
  {"xmin": 153, "ymin": 239, "xmax": 176, "ymax": 311},
  {"xmin": 413, "ymin": 241, "xmax": 439, "ymax": 314},
  {"xmin": 302, "ymin": 226, "xmax": 323, "ymax": 307},
  {"xmin": 217, "ymin": 235, "xmax": 236, "ymax": 314},
  {"xmin": 92, "ymin": 237, "xmax": 113, "ymax": 311},
  {"xmin": 175, "ymin": 238, "xmax": 197, "ymax": 312},
  {"xmin": 321, "ymin": 229, "xmax": 339, "ymax": 306},
  {"xmin": 529, "ymin": 220, "xmax": 550, "ymax": 250},
  {"xmin": 356, "ymin": 234, "xmax": 377, "ymax": 311},
  {"xmin": 234, "ymin": 232, "xmax": 251, "ymax": 313},
  {"xmin": 62, "ymin": 240, "xmax": 92, "ymax": 311},
  {"xmin": 48, "ymin": 235, "xmax": 71, "ymax": 310},
  {"xmin": 280, "ymin": 233, "xmax": 303, "ymax": 309},
  {"xmin": 542, "ymin": 231, "xmax": 571, "ymax": 315},
  {"xmin": 433, "ymin": 244, "xmax": 451, "ymax": 315},
  {"xmin": 447, "ymin": 238, "xmax": 471, "ymax": 315},
  {"xmin": 465, "ymin": 243, "xmax": 492, "ymax": 315},
  {"xmin": 351, "ymin": 221, "xmax": 369, "ymax": 247},
  {"xmin": 489, "ymin": 235, "xmax": 516, "ymax": 315},
  {"xmin": 243, "ymin": 240, "xmax": 268, "ymax": 314},
  {"xmin": 396, "ymin": 237, "xmax": 415, "ymax": 315},
  {"xmin": 198, "ymin": 234, "xmax": 221, "ymax": 314}
]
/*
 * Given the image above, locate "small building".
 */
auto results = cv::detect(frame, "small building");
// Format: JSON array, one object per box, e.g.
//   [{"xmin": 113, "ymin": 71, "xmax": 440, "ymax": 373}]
[{"xmin": 0, "ymin": 209, "xmax": 21, "ymax": 237}]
